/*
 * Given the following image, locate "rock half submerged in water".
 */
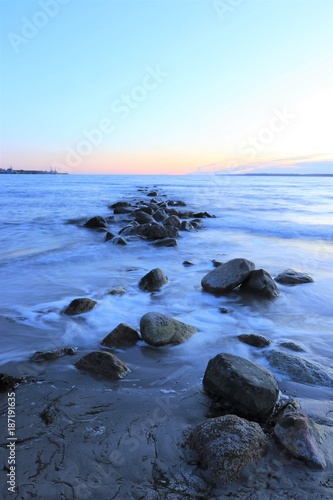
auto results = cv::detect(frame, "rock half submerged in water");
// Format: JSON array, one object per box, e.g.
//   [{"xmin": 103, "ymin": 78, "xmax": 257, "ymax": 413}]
[
  {"xmin": 140, "ymin": 312, "xmax": 197, "ymax": 346},
  {"xmin": 75, "ymin": 351, "xmax": 130, "ymax": 379},
  {"xmin": 63, "ymin": 298, "xmax": 97, "ymax": 316},
  {"xmin": 275, "ymin": 269, "xmax": 314, "ymax": 285},
  {"xmin": 265, "ymin": 349, "xmax": 333, "ymax": 387},
  {"xmin": 201, "ymin": 258, "xmax": 255, "ymax": 294},
  {"xmin": 101, "ymin": 323, "xmax": 139, "ymax": 348}
]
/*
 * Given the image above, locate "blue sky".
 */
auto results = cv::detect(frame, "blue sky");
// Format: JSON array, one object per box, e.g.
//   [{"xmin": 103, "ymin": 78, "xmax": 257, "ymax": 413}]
[{"xmin": 0, "ymin": 0, "xmax": 332, "ymax": 174}]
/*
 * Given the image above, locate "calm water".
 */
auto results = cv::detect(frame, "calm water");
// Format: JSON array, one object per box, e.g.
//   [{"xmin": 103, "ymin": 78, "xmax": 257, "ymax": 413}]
[{"xmin": 0, "ymin": 174, "xmax": 332, "ymax": 397}]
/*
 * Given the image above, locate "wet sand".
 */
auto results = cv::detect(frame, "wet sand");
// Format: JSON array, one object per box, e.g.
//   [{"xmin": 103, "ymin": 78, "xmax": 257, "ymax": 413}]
[{"xmin": 1, "ymin": 345, "xmax": 333, "ymax": 500}]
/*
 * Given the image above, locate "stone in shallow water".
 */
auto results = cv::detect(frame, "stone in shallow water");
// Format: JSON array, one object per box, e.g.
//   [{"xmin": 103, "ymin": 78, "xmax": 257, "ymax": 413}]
[
  {"xmin": 75, "ymin": 351, "xmax": 130, "ymax": 379},
  {"xmin": 240, "ymin": 269, "xmax": 280, "ymax": 298},
  {"xmin": 138, "ymin": 268, "xmax": 168, "ymax": 292},
  {"xmin": 265, "ymin": 349, "xmax": 333, "ymax": 387},
  {"xmin": 63, "ymin": 298, "xmax": 97, "ymax": 316},
  {"xmin": 275, "ymin": 269, "xmax": 314, "ymax": 285},
  {"xmin": 187, "ymin": 414, "xmax": 268, "ymax": 483},
  {"xmin": 83, "ymin": 216, "xmax": 107, "ymax": 229},
  {"xmin": 201, "ymin": 258, "xmax": 255, "ymax": 294},
  {"xmin": 140, "ymin": 312, "xmax": 197, "ymax": 346},
  {"xmin": 203, "ymin": 353, "xmax": 279, "ymax": 419},
  {"xmin": 101, "ymin": 323, "xmax": 139, "ymax": 348},
  {"xmin": 238, "ymin": 333, "xmax": 271, "ymax": 348},
  {"xmin": 279, "ymin": 341, "xmax": 305, "ymax": 352}
]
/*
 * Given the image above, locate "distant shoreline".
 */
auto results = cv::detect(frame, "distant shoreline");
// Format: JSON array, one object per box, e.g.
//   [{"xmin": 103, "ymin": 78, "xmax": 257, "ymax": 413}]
[{"xmin": 0, "ymin": 169, "xmax": 68, "ymax": 175}]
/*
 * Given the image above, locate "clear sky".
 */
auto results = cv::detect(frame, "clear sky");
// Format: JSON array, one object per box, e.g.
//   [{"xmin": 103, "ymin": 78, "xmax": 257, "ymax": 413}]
[{"xmin": 0, "ymin": 0, "xmax": 332, "ymax": 174}]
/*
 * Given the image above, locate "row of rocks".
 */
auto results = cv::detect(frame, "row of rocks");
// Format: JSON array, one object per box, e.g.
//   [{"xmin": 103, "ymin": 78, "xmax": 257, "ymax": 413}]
[
  {"xmin": 62, "ymin": 260, "xmax": 314, "ymax": 319},
  {"xmin": 74, "ymin": 312, "xmax": 198, "ymax": 379},
  {"xmin": 82, "ymin": 188, "xmax": 215, "ymax": 247}
]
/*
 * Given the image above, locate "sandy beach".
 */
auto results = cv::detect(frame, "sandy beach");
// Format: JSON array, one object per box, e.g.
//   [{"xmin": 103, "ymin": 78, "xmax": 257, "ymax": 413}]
[{"xmin": 1, "ymin": 326, "xmax": 333, "ymax": 499}]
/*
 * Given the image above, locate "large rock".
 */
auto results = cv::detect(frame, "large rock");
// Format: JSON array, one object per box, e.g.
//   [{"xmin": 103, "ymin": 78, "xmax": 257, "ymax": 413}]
[
  {"xmin": 75, "ymin": 351, "xmax": 130, "ymax": 379},
  {"xmin": 265, "ymin": 349, "xmax": 333, "ymax": 387},
  {"xmin": 153, "ymin": 207, "xmax": 168, "ymax": 222},
  {"xmin": 240, "ymin": 269, "xmax": 280, "ymax": 298},
  {"xmin": 136, "ymin": 223, "xmax": 168, "ymax": 241},
  {"xmin": 83, "ymin": 216, "xmax": 107, "ymax": 229},
  {"xmin": 101, "ymin": 323, "xmax": 139, "ymax": 348},
  {"xmin": 187, "ymin": 415, "xmax": 268, "ymax": 483},
  {"xmin": 138, "ymin": 268, "xmax": 168, "ymax": 292},
  {"xmin": 201, "ymin": 258, "xmax": 255, "ymax": 294},
  {"xmin": 275, "ymin": 269, "xmax": 314, "ymax": 285},
  {"xmin": 163, "ymin": 215, "xmax": 181, "ymax": 228},
  {"xmin": 274, "ymin": 412, "xmax": 326, "ymax": 469},
  {"xmin": 203, "ymin": 353, "xmax": 279, "ymax": 419},
  {"xmin": 140, "ymin": 312, "xmax": 197, "ymax": 346},
  {"xmin": 134, "ymin": 211, "xmax": 155, "ymax": 224},
  {"xmin": 63, "ymin": 298, "xmax": 97, "ymax": 316}
]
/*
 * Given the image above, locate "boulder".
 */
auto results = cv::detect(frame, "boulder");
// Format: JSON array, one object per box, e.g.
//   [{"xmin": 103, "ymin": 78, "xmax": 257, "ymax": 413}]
[
  {"xmin": 203, "ymin": 353, "xmax": 279, "ymax": 419},
  {"xmin": 201, "ymin": 258, "xmax": 255, "ymax": 294},
  {"xmin": 153, "ymin": 238, "xmax": 178, "ymax": 247},
  {"xmin": 63, "ymin": 298, "xmax": 97, "ymax": 316},
  {"xmin": 134, "ymin": 211, "xmax": 155, "ymax": 224},
  {"xmin": 238, "ymin": 334, "xmax": 271, "ymax": 348},
  {"xmin": 75, "ymin": 351, "xmax": 130, "ymax": 379},
  {"xmin": 240, "ymin": 269, "xmax": 280, "ymax": 298},
  {"xmin": 153, "ymin": 207, "xmax": 168, "ymax": 222},
  {"xmin": 265, "ymin": 349, "xmax": 333, "ymax": 387},
  {"xmin": 164, "ymin": 215, "xmax": 181, "ymax": 228},
  {"xmin": 138, "ymin": 268, "xmax": 168, "ymax": 292},
  {"xmin": 83, "ymin": 216, "xmax": 107, "ymax": 229},
  {"xmin": 187, "ymin": 415, "xmax": 268, "ymax": 483},
  {"xmin": 137, "ymin": 223, "xmax": 168, "ymax": 241},
  {"xmin": 274, "ymin": 412, "xmax": 326, "ymax": 469},
  {"xmin": 140, "ymin": 312, "xmax": 197, "ymax": 346},
  {"xmin": 275, "ymin": 269, "xmax": 314, "ymax": 285},
  {"xmin": 147, "ymin": 190, "xmax": 158, "ymax": 197},
  {"xmin": 31, "ymin": 347, "xmax": 76, "ymax": 363},
  {"xmin": 101, "ymin": 323, "xmax": 139, "ymax": 348}
]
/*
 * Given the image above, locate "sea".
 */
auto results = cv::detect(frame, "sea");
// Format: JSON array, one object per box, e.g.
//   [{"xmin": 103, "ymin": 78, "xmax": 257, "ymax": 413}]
[{"xmin": 0, "ymin": 173, "xmax": 332, "ymax": 401}]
